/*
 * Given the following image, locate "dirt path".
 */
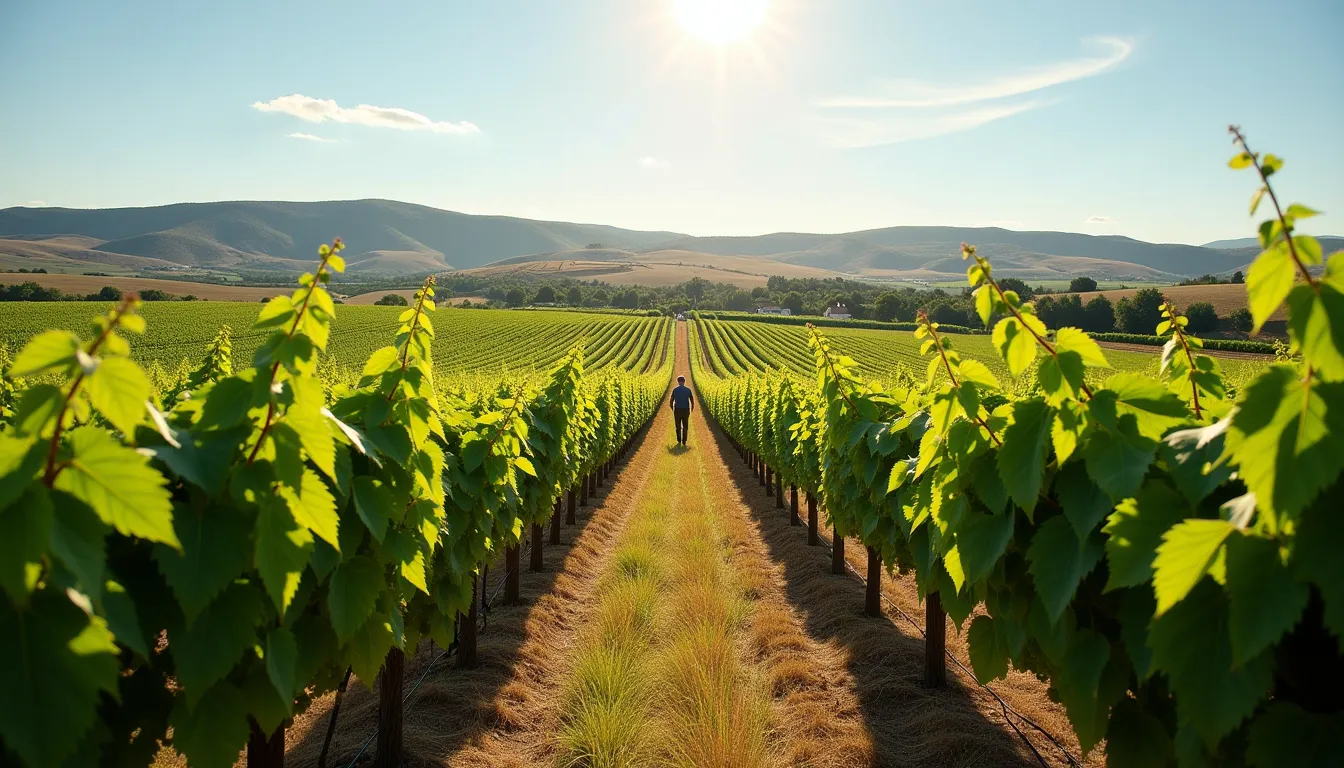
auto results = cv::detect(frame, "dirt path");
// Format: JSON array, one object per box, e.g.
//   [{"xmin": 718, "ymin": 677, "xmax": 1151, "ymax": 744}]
[{"xmin": 284, "ymin": 322, "xmax": 1085, "ymax": 767}]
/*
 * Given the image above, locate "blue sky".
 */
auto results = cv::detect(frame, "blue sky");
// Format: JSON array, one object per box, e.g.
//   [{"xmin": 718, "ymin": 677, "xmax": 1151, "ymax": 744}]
[{"xmin": 1, "ymin": 0, "xmax": 1340, "ymax": 245}]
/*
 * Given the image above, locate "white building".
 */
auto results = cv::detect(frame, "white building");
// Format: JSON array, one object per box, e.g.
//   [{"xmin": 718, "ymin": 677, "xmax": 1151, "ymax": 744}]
[
  {"xmin": 756, "ymin": 305, "xmax": 791, "ymax": 316},
  {"xmin": 823, "ymin": 303, "xmax": 852, "ymax": 320}
]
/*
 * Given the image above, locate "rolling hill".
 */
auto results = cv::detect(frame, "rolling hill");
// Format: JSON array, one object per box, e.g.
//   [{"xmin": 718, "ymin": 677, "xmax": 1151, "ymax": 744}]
[{"xmin": 0, "ymin": 199, "xmax": 1310, "ymax": 282}]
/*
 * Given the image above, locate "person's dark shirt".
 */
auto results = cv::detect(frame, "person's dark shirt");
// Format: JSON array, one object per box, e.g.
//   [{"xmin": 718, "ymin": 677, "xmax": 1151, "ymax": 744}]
[{"xmin": 670, "ymin": 384, "xmax": 694, "ymax": 410}]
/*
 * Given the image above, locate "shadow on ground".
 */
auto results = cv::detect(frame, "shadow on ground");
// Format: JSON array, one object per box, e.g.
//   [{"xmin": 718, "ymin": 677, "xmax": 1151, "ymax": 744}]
[{"xmin": 704, "ymin": 418, "xmax": 1044, "ymax": 767}]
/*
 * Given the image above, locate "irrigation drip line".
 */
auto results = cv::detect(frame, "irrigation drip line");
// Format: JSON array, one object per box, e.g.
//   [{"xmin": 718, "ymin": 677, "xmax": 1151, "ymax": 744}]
[{"xmin": 805, "ymin": 506, "xmax": 1082, "ymax": 768}]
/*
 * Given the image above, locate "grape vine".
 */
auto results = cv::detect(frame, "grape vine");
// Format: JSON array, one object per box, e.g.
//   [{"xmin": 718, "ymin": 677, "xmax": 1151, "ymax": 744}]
[{"xmin": 696, "ymin": 133, "xmax": 1344, "ymax": 766}]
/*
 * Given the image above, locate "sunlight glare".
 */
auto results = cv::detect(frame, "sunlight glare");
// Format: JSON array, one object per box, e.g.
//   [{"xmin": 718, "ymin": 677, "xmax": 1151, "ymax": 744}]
[{"xmin": 674, "ymin": 0, "xmax": 769, "ymax": 44}]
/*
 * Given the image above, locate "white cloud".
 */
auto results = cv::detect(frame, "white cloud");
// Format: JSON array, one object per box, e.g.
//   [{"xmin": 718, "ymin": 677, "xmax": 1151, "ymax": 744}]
[
  {"xmin": 23, "ymin": 200, "xmax": 48, "ymax": 207},
  {"xmin": 816, "ymin": 100, "xmax": 1045, "ymax": 148},
  {"xmin": 818, "ymin": 37, "xmax": 1133, "ymax": 109},
  {"xmin": 286, "ymin": 133, "xmax": 339, "ymax": 143},
  {"xmin": 1086, "ymin": 215, "xmax": 1117, "ymax": 224},
  {"xmin": 253, "ymin": 94, "xmax": 479, "ymax": 135},
  {"xmin": 638, "ymin": 156, "xmax": 672, "ymax": 169},
  {"xmin": 814, "ymin": 37, "xmax": 1132, "ymax": 147}
]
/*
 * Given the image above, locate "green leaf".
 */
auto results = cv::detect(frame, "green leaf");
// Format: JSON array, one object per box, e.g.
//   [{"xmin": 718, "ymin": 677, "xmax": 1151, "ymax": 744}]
[
  {"xmin": 992, "ymin": 317, "xmax": 1038, "ymax": 378},
  {"xmin": 1148, "ymin": 579, "xmax": 1273, "ymax": 749},
  {"xmin": 265, "ymin": 626, "xmax": 299, "ymax": 700},
  {"xmin": 1292, "ymin": 500, "xmax": 1344, "ymax": 648},
  {"xmin": 1052, "ymin": 628, "xmax": 1114, "ymax": 754},
  {"xmin": 1106, "ymin": 697, "xmax": 1173, "ymax": 768},
  {"xmin": 85, "ymin": 355, "xmax": 150, "ymax": 436},
  {"xmin": 0, "ymin": 485, "xmax": 53, "ymax": 602},
  {"xmin": 1223, "ymin": 366, "xmax": 1344, "ymax": 518},
  {"xmin": 254, "ymin": 295, "xmax": 296, "ymax": 329},
  {"xmin": 1055, "ymin": 461, "xmax": 1113, "ymax": 540},
  {"xmin": 1246, "ymin": 702, "xmax": 1344, "ymax": 768},
  {"xmin": 0, "ymin": 436, "xmax": 43, "ymax": 512},
  {"xmin": 996, "ymin": 397, "xmax": 1051, "ymax": 514},
  {"xmin": 1093, "ymin": 373, "xmax": 1190, "ymax": 443},
  {"xmin": 48, "ymin": 490, "xmax": 107, "ymax": 599},
  {"xmin": 1083, "ymin": 428, "xmax": 1154, "ymax": 501},
  {"xmin": 1247, "ymin": 241, "xmax": 1294, "ymax": 331},
  {"xmin": 9, "ymin": 329, "xmax": 80, "ymax": 377},
  {"xmin": 1160, "ymin": 420, "xmax": 1235, "ymax": 505},
  {"xmin": 345, "ymin": 611, "xmax": 396, "ymax": 688},
  {"xmin": 168, "ymin": 681, "xmax": 250, "ymax": 768},
  {"xmin": 1153, "ymin": 519, "xmax": 1234, "ymax": 617},
  {"xmin": 1285, "ymin": 264, "xmax": 1344, "ymax": 380},
  {"xmin": 328, "ymin": 555, "xmax": 384, "ymax": 643},
  {"xmin": 352, "ymin": 475, "xmax": 392, "ymax": 542},
  {"xmin": 286, "ymin": 375, "xmax": 337, "ymax": 481},
  {"xmin": 153, "ymin": 503, "xmax": 251, "ymax": 624},
  {"xmin": 1051, "ymin": 401, "xmax": 1083, "ymax": 465},
  {"xmin": 54, "ymin": 426, "xmax": 178, "ymax": 548},
  {"xmin": 1228, "ymin": 152, "xmax": 1254, "ymax": 169},
  {"xmin": 0, "ymin": 589, "xmax": 121, "ymax": 768},
  {"xmin": 955, "ymin": 508, "xmax": 1014, "ymax": 584},
  {"xmin": 1027, "ymin": 516, "xmax": 1102, "ymax": 623},
  {"xmin": 1042, "ymin": 327, "xmax": 1109, "ymax": 404},
  {"xmin": 101, "ymin": 579, "xmax": 149, "ymax": 658},
  {"xmin": 1284, "ymin": 202, "xmax": 1320, "ymax": 221},
  {"xmin": 254, "ymin": 497, "xmax": 314, "ymax": 614},
  {"xmin": 1225, "ymin": 533, "xmax": 1307, "ymax": 666},
  {"xmin": 1102, "ymin": 481, "xmax": 1188, "ymax": 592},
  {"xmin": 974, "ymin": 285, "xmax": 994, "ymax": 327},
  {"xmin": 280, "ymin": 466, "xmax": 340, "ymax": 549},
  {"xmin": 170, "ymin": 582, "xmax": 265, "ymax": 706},
  {"xmin": 967, "ymin": 615, "xmax": 1009, "ymax": 683}
]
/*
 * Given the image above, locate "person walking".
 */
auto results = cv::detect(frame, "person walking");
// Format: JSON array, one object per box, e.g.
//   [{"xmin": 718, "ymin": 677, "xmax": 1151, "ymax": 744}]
[{"xmin": 670, "ymin": 375, "xmax": 694, "ymax": 446}]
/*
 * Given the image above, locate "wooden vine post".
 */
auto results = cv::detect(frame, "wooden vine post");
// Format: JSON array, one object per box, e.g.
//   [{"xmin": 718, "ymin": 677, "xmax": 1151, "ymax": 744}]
[
  {"xmin": 774, "ymin": 473, "xmax": 784, "ymax": 508},
  {"xmin": 375, "ymin": 647, "xmax": 405, "ymax": 767},
  {"xmin": 459, "ymin": 574, "xmax": 479, "ymax": 669},
  {"xmin": 531, "ymin": 521, "xmax": 545, "ymax": 571},
  {"xmin": 789, "ymin": 485, "xmax": 800, "ymax": 526},
  {"xmin": 865, "ymin": 546, "xmax": 881, "ymax": 617},
  {"xmin": 766, "ymin": 466, "xmax": 774, "ymax": 496},
  {"xmin": 566, "ymin": 488, "xmax": 577, "ymax": 524},
  {"xmin": 504, "ymin": 544, "xmax": 520, "ymax": 605},
  {"xmin": 807, "ymin": 492, "xmax": 819, "ymax": 544},
  {"xmin": 831, "ymin": 530, "xmax": 846, "ymax": 574},
  {"xmin": 925, "ymin": 592, "xmax": 946, "ymax": 688},
  {"xmin": 550, "ymin": 498, "xmax": 562, "ymax": 545}
]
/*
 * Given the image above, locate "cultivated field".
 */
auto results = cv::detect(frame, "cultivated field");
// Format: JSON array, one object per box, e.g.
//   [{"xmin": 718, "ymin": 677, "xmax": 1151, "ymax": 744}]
[
  {"xmin": 1064, "ymin": 282, "xmax": 1281, "ymax": 319},
  {"xmin": 462, "ymin": 247, "xmax": 845, "ymax": 288},
  {"xmin": 0, "ymin": 271, "xmax": 288, "ymax": 300}
]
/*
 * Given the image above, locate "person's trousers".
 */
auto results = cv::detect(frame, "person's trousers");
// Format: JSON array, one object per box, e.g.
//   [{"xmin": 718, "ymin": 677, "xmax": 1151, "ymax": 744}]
[{"xmin": 673, "ymin": 408, "xmax": 690, "ymax": 444}]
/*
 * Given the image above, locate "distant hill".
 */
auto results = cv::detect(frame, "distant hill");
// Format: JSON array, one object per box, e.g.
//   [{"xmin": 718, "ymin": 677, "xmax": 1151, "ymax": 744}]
[
  {"xmin": 1202, "ymin": 236, "xmax": 1344, "ymax": 252},
  {"xmin": 0, "ymin": 200, "xmax": 682, "ymax": 275},
  {"xmin": 0, "ymin": 200, "xmax": 1312, "ymax": 281}
]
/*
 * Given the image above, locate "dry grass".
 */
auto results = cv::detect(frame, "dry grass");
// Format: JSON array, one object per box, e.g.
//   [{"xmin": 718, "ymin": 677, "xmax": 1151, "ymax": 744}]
[
  {"xmin": 458, "ymin": 249, "xmax": 844, "ymax": 289},
  {"xmin": 342, "ymin": 290, "xmax": 485, "ymax": 306}
]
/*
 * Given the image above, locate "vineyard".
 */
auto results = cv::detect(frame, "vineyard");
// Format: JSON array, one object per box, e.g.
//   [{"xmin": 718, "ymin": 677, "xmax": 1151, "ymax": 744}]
[
  {"xmin": 0, "ymin": 246, "xmax": 672, "ymax": 768},
  {"xmin": 693, "ymin": 312, "xmax": 1271, "ymax": 396},
  {"xmin": 691, "ymin": 137, "xmax": 1343, "ymax": 766},
  {"xmin": 0, "ymin": 132, "xmax": 1341, "ymax": 768}
]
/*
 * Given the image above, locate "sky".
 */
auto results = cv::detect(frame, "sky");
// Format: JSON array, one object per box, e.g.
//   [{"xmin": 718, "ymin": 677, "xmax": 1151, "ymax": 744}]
[{"xmin": 1, "ymin": 0, "xmax": 1340, "ymax": 245}]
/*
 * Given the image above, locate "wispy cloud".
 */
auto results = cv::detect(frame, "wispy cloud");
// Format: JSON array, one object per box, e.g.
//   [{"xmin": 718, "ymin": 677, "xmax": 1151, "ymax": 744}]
[
  {"xmin": 815, "ymin": 37, "xmax": 1132, "ymax": 147},
  {"xmin": 23, "ymin": 200, "xmax": 48, "ymax": 207},
  {"xmin": 819, "ymin": 37, "xmax": 1133, "ymax": 108},
  {"xmin": 286, "ymin": 133, "xmax": 339, "ymax": 143},
  {"xmin": 817, "ymin": 100, "xmax": 1046, "ymax": 149},
  {"xmin": 253, "ymin": 94, "xmax": 479, "ymax": 135},
  {"xmin": 638, "ymin": 156, "xmax": 672, "ymax": 170},
  {"xmin": 1085, "ymin": 215, "xmax": 1117, "ymax": 224}
]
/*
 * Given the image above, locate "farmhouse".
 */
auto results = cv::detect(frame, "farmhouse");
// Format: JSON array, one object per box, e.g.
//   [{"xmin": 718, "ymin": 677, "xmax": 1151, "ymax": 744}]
[
  {"xmin": 756, "ymin": 305, "xmax": 791, "ymax": 316},
  {"xmin": 823, "ymin": 302, "xmax": 851, "ymax": 320}
]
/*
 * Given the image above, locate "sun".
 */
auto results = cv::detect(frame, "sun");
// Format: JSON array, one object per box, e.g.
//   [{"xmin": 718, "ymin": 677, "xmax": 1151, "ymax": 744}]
[{"xmin": 674, "ymin": 0, "xmax": 769, "ymax": 44}]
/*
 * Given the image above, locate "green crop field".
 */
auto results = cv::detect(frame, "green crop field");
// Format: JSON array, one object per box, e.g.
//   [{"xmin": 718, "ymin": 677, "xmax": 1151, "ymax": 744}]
[
  {"xmin": 692, "ymin": 315, "xmax": 1269, "ymax": 395},
  {"xmin": 0, "ymin": 303, "xmax": 672, "ymax": 386}
]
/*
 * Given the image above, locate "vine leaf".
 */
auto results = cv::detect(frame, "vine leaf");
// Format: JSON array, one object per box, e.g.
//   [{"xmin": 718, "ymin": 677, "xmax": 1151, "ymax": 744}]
[
  {"xmin": 152, "ymin": 503, "xmax": 251, "ymax": 624},
  {"xmin": 1246, "ymin": 240, "xmax": 1294, "ymax": 332},
  {"xmin": 1284, "ymin": 254, "xmax": 1344, "ymax": 380},
  {"xmin": 1101, "ymin": 481, "xmax": 1187, "ymax": 592},
  {"xmin": 85, "ymin": 355, "xmax": 150, "ymax": 437},
  {"xmin": 1223, "ymin": 366, "xmax": 1344, "ymax": 518},
  {"xmin": 967, "ymin": 615, "xmax": 1009, "ymax": 683},
  {"xmin": 0, "ymin": 485, "xmax": 53, "ymax": 602},
  {"xmin": 1225, "ymin": 534, "xmax": 1307, "ymax": 667},
  {"xmin": 996, "ymin": 397, "xmax": 1051, "ymax": 515},
  {"xmin": 55, "ymin": 426, "xmax": 179, "ymax": 548},
  {"xmin": 1153, "ymin": 519, "xmax": 1234, "ymax": 616},
  {"xmin": 0, "ymin": 589, "xmax": 121, "ymax": 768},
  {"xmin": 265, "ymin": 626, "xmax": 299, "ymax": 701},
  {"xmin": 169, "ymin": 582, "xmax": 265, "ymax": 707},
  {"xmin": 1106, "ymin": 697, "xmax": 1173, "ymax": 767},
  {"xmin": 328, "ymin": 555, "xmax": 384, "ymax": 643},
  {"xmin": 168, "ymin": 681, "xmax": 250, "ymax": 768},
  {"xmin": 1055, "ymin": 460, "xmax": 1113, "ymax": 540},
  {"xmin": 1149, "ymin": 580, "xmax": 1273, "ymax": 749},
  {"xmin": 254, "ymin": 498, "xmax": 313, "ymax": 614},
  {"xmin": 1028, "ymin": 516, "xmax": 1103, "ymax": 623},
  {"xmin": 1246, "ymin": 702, "xmax": 1344, "ymax": 768},
  {"xmin": 9, "ymin": 329, "xmax": 80, "ymax": 378},
  {"xmin": 1290, "ymin": 501, "xmax": 1344, "ymax": 649},
  {"xmin": 352, "ymin": 475, "xmax": 393, "ymax": 542},
  {"xmin": 279, "ymin": 466, "xmax": 340, "ymax": 549}
]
